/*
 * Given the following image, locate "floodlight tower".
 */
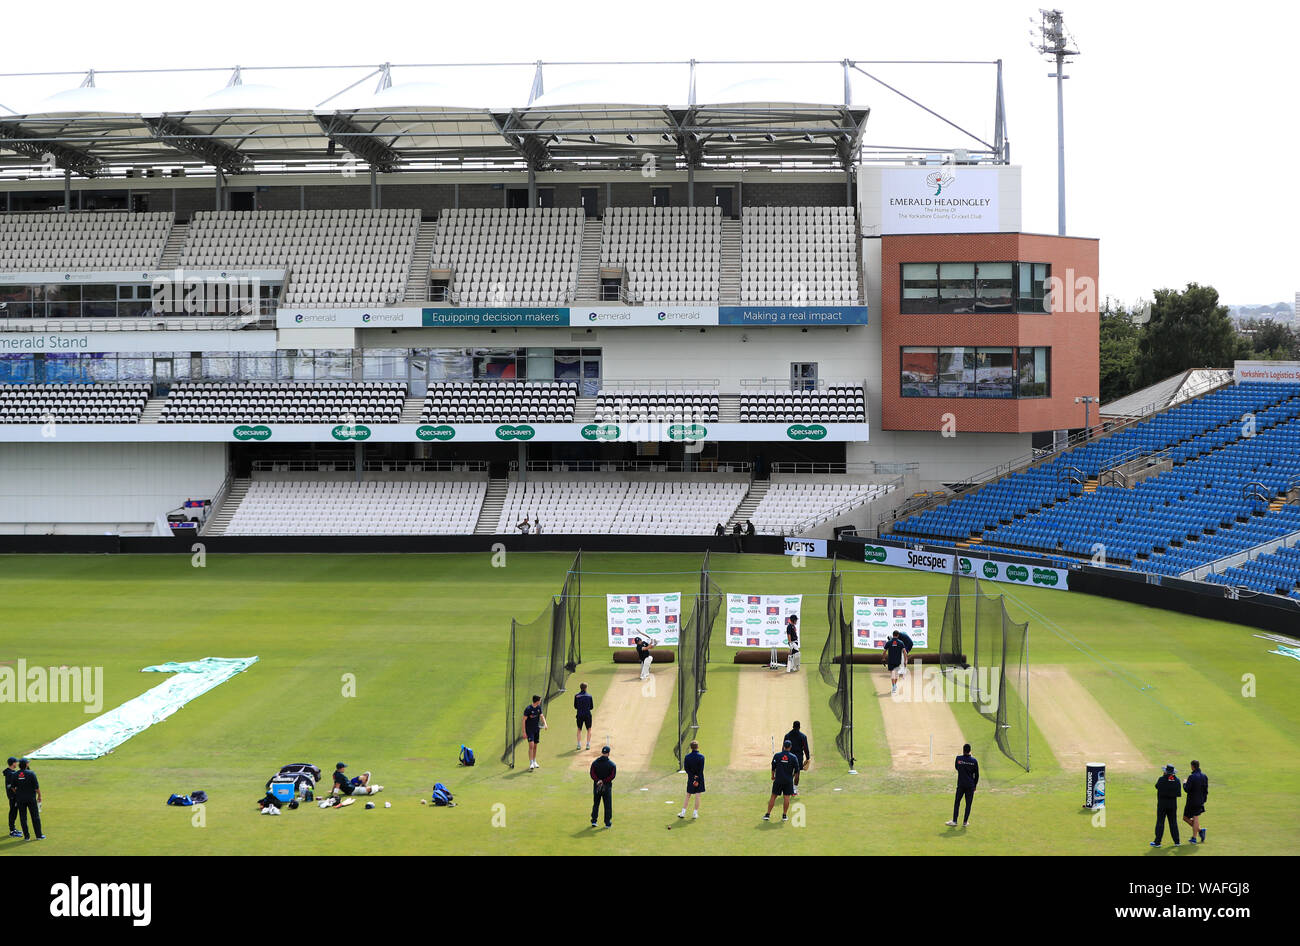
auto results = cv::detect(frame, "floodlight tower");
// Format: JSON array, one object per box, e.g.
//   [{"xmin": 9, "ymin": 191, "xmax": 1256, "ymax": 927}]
[{"xmin": 1034, "ymin": 9, "xmax": 1079, "ymax": 236}]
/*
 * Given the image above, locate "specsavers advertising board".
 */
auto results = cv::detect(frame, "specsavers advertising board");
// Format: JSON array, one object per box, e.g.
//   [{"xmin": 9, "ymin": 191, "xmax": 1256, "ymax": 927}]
[{"xmin": 859, "ymin": 542, "xmax": 1069, "ymax": 591}]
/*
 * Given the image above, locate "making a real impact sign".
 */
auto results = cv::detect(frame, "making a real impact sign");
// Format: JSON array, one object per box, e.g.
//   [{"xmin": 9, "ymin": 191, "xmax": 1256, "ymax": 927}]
[
  {"xmin": 852, "ymin": 596, "xmax": 929, "ymax": 649},
  {"xmin": 606, "ymin": 593, "xmax": 681, "ymax": 647},
  {"xmin": 724, "ymin": 594, "xmax": 803, "ymax": 648}
]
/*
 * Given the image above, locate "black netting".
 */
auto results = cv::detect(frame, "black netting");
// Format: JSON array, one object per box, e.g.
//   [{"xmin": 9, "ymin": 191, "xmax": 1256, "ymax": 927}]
[
  {"xmin": 997, "ymin": 609, "xmax": 1030, "ymax": 771},
  {"xmin": 502, "ymin": 600, "xmax": 560, "ymax": 768},
  {"xmin": 938, "ymin": 555, "xmax": 968, "ymax": 672},
  {"xmin": 674, "ymin": 596, "xmax": 700, "ymax": 769},
  {"xmin": 967, "ymin": 576, "xmax": 1031, "ymax": 771},
  {"xmin": 819, "ymin": 557, "xmax": 854, "ymax": 767},
  {"xmin": 972, "ymin": 578, "xmax": 1003, "ymax": 721},
  {"xmin": 674, "ymin": 551, "xmax": 720, "ymax": 769},
  {"xmin": 562, "ymin": 550, "xmax": 582, "ymax": 672}
]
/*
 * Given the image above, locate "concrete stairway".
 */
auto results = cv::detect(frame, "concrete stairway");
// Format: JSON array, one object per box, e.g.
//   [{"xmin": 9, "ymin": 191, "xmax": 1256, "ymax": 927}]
[
  {"xmin": 717, "ymin": 395, "xmax": 740, "ymax": 423},
  {"xmin": 138, "ymin": 398, "xmax": 167, "ymax": 423},
  {"xmin": 573, "ymin": 396, "xmax": 597, "ymax": 423},
  {"xmin": 575, "ymin": 219, "xmax": 603, "ymax": 303},
  {"xmin": 719, "ymin": 218, "xmax": 741, "ymax": 304},
  {"xmin": 202, "ymin": 478, "xmax": 250, "ymax": 536},
  {"xmin": 400, "ymin": 396, "xmax": 425, "ymax": 423},
  {"xmin": 728, "ymin": 479, "xmax": 769, "ymax": 529},
  {"xmin": 474, "ymin": 478, "xmax": 508, "ymax": 534},
  {"xmin": 157, "ymin": 224, "xmax": 188, "ymax": 270},
  {"xmin": 403, "ymin": 221, "xmax": 438, "ymax": 302}
]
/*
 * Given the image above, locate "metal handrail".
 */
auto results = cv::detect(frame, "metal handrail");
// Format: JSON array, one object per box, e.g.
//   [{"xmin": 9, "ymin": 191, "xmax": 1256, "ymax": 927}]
[
  {"xmin": 522, "ymin": 459, "xmax": 751, "ymax": 473},
  {"xmin": 596, "ymin": 379, "xmax": 721, "ymax": 391},
  {"xmin": 770, "ymin": 461, "xmax": 920, "ymax": 475},
  {"xmin": 785, "ymin": 479, "xmax": 900, "ymax": 535},
  {"xmin": 1056, "ymin": 465, "xmax": 1086, "ymax": 486},
  {"xmin": 197, "ymin": 470, "xmax": 233, "ymax": 537},
  {"xmin": 362, "ymin": 459, "xmax": 487, "ymax": 472}
]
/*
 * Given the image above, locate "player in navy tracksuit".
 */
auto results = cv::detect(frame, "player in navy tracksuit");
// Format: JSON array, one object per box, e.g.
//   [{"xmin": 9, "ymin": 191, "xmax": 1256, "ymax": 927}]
[
  {"xmin": 783, "ymin": 722, "xmax": 811, "ymax": 794},
  {"xmin": 897, "ymin": 630, "xmax": 914, "ymax": 662},
  {"xmin": 574, "ymin": 682, "xmax": 594, "ymax": 751},
  {"xmin": 522, "ymin": 694, "xmax": 547, "ymax": 770},
  {"xmin": 883, "ymin": 634, "xmax": 907, "ymax": 693},
  {"xmin": 5, "ymin": 757, "xmax": 20, "ymax": 838},
  {"xmin": 1183, "ymin": 760, "xmax": 1209, "ymax": 844},
  {"xmin": 764, "ymin": 740, "xmax": 801, "ymax": 822},
  {"xmin": 679, "ymin": 740, "xmax": 706, "ymax": 819},
  {"xmin": 11, "ymin": 760, "xmax": 42, "ymax": 840},
  {"xmin": 1151, "ymin": 764, "xmax": 1182, "ymax": 847},
  {"xmin": 947, "ymin": 744, "xmax": 979, "ymax": 827},
  {"xmin": 589, "ymin": 746, "xmax": 616, "ymax": 828}
]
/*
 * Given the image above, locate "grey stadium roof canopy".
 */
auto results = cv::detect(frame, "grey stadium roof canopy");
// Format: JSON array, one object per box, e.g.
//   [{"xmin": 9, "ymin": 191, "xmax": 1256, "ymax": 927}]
[{"xmin": 0, "ymin": 60, "xmax": 1008, "ymax": 178}]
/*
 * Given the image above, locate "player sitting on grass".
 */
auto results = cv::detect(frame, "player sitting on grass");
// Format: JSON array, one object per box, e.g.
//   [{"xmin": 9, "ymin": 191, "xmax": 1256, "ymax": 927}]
[{"xmin": 331, "ymin": 762, "xmax": 383, "ymax": 796}]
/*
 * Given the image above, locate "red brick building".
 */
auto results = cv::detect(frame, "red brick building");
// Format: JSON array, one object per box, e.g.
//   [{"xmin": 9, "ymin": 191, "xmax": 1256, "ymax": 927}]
[{"xmin": 880, "ymin": 232, "xmax": 1099, "ymax": 434}]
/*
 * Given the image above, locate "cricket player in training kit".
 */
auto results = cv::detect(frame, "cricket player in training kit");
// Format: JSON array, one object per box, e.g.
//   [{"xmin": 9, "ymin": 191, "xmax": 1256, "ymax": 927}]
[
  {"xmin": 5, "ymin": 757, "xmax": 19, "ymax": 838},
  {"xmin": 589, "ymin": 746, "xmax": 616, "ymax": 828},
  {"xmin": 332, "ymin": 762, "xmax": 383, "ymax": 796},
  {"xmin": 523, "ymin": 694, "xmax": 547, "ymax": 770},
  {"xmin": 1151, "ymin": 764, "xmax": 1182, "ymax": 847},
  {"xmin": 574, "ymin": 682, "xmax": 594, "ymax": 750},
  {"xmin": 782, "ymin": 721, "xmax": 811, "ymax": 794},
  {"xmin": 11, "ymin": 759, "xmax": 43, "ymax": 840},
  {"xmin": 785, "ymin": 615, "xmax": 800, "ymax": 673},
  {"xmin": 764, "ymin": 740, "xmax": 800, "ymax": 822},
  {"xmin": 679, "ymin": 740, "xmax": 705, "ymax": 819},
  {"xmin": 946, "ymin": 744, "xmax": 978, "ymax": 827},
  {"xmin": 883, "ymin": 633, "xmax": 907, "ymax": 693},
  {"xmin": 634, "ymin": 636, "xmax": 655, "ymax": 681},
  {"xmin": 1183, "ymin": 760, "xmax": 1208, "ymax": 844}
]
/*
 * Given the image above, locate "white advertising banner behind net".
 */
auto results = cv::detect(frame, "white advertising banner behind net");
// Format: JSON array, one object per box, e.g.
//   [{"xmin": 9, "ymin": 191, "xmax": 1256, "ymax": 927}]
[
  {"xmin": 606, "ymin": 593, "xmax": 681, "ymax": 647},
  {"xmin": 724, "ymin": 593, "xmax": 803, "ymax": 648},
  {"xmin": 852, "ymin": 596, "xmax": 929, "ymax": 649}
]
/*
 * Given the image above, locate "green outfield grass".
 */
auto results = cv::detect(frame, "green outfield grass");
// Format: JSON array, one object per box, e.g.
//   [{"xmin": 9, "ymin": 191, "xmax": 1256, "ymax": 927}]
[{"xmin": 1, "ymin": 551, "xmax": 1297, "ymax": 856}]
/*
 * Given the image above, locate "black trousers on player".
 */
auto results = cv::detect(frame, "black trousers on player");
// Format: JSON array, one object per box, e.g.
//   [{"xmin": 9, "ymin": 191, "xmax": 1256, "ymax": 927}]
[
  {"xmin": 1154, "ymin": 802, "xmax": 1179, "ymax": 845},
  {"xmin": 16, "ymin": 798, "xmax": 41, "ymax": 839},
  {"xmin": 7, "ymin": 797, "xmax": 16, "ymax": 833},
  {"xmin": 591, "ymin": 783, "xmax": 613, "ymax": 826},
  {"xmin": 953, "ymin": 787, "xmax": 974, "ymax": 824}
]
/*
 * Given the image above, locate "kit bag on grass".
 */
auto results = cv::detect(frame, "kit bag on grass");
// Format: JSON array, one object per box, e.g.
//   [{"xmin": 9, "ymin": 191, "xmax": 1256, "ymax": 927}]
[
  {"xmin": 458, "ymin": 745, "xmax": 475, "ymax": 767},
  {"xmin": 431, "ymin": 782, "xmax": 455, "ymax": 807}
]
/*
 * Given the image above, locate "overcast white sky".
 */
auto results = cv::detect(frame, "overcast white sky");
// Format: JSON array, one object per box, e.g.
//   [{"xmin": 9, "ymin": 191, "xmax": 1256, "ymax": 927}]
[{"xmin": 2, "ymin": 0, "xmax": 1296, "ymax": 305}]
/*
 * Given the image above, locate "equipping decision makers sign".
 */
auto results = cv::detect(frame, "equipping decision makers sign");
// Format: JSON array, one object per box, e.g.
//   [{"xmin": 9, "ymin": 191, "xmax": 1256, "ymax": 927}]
[
  {"xmin": 606, "ymin": 593, "xmax": 681, "ymax": 647},
  {"xmin": 852, "ymin": 596, "xmax": 929, "ymax": 649},
  {"xmin": 724, "ymin": 594, "xmax": 803, "ymax": 648}
]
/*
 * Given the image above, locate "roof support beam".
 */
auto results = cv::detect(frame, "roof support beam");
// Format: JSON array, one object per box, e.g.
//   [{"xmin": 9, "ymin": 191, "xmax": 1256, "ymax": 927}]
[
  {"xmin": 490, "ymin": 110, "xmax": 552, "ymax": 171},
  {"xmin": 664, "ymin": 107, "xmax": 703, "ymax": 168},
  {"xmin": 834, "ymin": 108, "xmax": 868, "ymax": 169},
  {"xmin": 316, "ymin": 114, "xmax": 402, "ymax": 172},
  {"xmin": 143, "ymin": 116, "xmax": 251, "ymax": 174},
  {"xmin": 0, "ymin": 122, "xmax": 105, "ymax": 177}
]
